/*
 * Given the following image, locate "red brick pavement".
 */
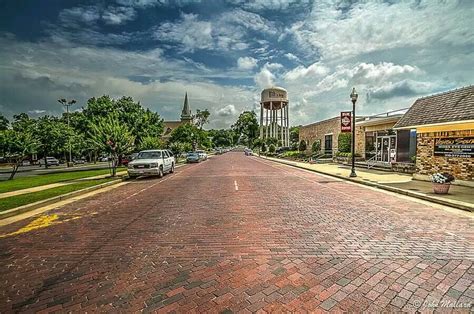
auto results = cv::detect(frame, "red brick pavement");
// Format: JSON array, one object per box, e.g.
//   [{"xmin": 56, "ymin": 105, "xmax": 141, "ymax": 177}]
[{"xmin": 0, "ymin": 152, "xmax": 473, "ymax": 313}]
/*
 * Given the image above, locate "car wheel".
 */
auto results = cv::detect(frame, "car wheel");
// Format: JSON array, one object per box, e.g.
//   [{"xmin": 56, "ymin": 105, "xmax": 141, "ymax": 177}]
[
  {"xmin": 158, "ymin": 166, "xmax": 164, "ymax": 178},
  {"xmin": 170, "ymin": 163, "xmax": 175, "ymax": 173}
]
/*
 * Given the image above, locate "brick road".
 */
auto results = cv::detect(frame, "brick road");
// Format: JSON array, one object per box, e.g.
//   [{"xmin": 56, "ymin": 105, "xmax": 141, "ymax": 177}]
[{"xmin": 0, "ymin": 152, "xmax": 473, "ymax": 313}]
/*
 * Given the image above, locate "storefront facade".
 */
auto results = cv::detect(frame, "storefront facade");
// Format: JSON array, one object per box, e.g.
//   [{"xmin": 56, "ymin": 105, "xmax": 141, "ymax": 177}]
[{"xmin": 394, "ymin": 86, "xmax": 474, "ymax": 185}]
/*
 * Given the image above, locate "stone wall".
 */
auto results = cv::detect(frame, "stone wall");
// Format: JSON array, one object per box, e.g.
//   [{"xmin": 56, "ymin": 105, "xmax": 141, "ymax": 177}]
[{"xmin": 416, "ymin": 129, "xmax": 473, "ymax": 182}]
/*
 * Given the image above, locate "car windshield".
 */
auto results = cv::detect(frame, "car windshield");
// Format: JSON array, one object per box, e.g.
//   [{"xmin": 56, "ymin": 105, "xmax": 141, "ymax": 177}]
[{"xmin": 137, "ymin": 151, "xmax": 162, "ymax": 159}]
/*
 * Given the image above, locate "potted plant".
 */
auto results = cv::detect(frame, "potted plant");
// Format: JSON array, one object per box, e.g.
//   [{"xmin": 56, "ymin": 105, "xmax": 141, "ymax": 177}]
[{"xmin": 430, "ymin": 172, "xmax": 455, "ymax": 194}]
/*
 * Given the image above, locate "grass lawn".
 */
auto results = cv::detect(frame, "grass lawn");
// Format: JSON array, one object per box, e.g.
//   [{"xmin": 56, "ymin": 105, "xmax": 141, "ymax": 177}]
[
  {"xmin": 0, "ymin": 178, "xmax": 115, "ymax": 212},
  {"xmin": 0, "ymin": 168, "xmax": 124, "ymax": 194}
]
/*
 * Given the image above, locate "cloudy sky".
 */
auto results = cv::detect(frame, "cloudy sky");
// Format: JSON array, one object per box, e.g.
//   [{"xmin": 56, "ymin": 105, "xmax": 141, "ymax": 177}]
[{"xmin": 0, "ymin": 0, "xmax": 473, "ymax": 128}]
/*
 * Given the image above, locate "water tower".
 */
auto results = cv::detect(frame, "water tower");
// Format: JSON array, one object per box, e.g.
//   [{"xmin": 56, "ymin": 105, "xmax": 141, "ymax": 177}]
[{"xmin": 260, "ymin": 87, "xmax": 289, "ymax": 146}]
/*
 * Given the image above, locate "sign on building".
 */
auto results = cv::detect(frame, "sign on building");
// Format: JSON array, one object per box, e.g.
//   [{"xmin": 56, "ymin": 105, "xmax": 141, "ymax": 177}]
[
  {"xmin": 340, "ymin": 112, "xmax": 352, "ymax": 133},
  {"xmin": 434, "ymin": 137, "xmax": 474, "ymax": 158}
]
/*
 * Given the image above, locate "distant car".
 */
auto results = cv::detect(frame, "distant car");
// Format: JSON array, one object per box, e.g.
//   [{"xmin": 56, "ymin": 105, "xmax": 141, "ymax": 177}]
[
  {"xmin": 99, "ymin": 156, "xmax": 109, "ymax": 162},
  {"xmin": 39, "ymin": 157, "xmax": 60, "ymax": 167},
  {"xmin": 276, "ymin": 146, "xmax": 291, "ymax": 154},
  {"xmin": 22, "ymin": 160, "xmax": 31, "ymax": 166},
  {"xmin": 186, "ymin": 152, "xmax": 200, "ymax": 163},
  {"xmin": 127, "ymin": 149, "xmax": 175, "ymax": 178},
  {"xmin": 244, "ymin": 148, "xmax": 253, "ymax": 156},
  {"xmin": 121, "ymin": 156, "xmax": 131, "ymax": 166},
  {"xmin": 73, "ymin": 158, "xmax": 86, "ymax": 164},
  {"xmin": 196, "ymin": 150, "xmax": 208, "ymax": 160}
]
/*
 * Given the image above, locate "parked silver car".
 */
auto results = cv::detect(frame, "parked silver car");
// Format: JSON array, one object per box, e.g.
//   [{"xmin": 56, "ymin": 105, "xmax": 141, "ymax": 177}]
[
  {"xmin": 186, "ymin": 152, "xmax": 200, "ymax": 163},
  {"xmin": 39, "ymin": 157, "xmax": 60, "ymax": 166}
]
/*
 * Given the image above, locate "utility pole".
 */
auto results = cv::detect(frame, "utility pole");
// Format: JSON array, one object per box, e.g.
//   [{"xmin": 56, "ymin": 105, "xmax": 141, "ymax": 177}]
[{"xmin": 58, "ymin": 98, "xmax": 76, "ymax": 167}]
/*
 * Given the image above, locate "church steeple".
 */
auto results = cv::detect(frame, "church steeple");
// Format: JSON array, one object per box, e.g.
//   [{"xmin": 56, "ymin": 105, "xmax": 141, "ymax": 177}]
[{"xmin": 181, "ymin": 92, "xmax": 192, "ymax": 122}]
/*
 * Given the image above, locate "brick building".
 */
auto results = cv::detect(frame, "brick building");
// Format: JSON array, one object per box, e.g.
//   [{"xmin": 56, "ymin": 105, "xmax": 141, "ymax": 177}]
[
  {"xmin": 394, "ymin": 85, "xmax": 474, "ymax": 185},
  {"xmin": 299, "ymin": 109, "xmax": 414, "ymax": 164}
]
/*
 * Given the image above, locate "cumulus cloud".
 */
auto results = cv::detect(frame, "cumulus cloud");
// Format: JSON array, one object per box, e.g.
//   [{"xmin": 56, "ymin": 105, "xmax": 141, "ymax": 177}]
[
  {"xmin": 368, "ymin": 80, "xmax": 438, "ymax": 100},
  {"xmin": 290, "ymin": 1, "xmax": 474, "ymax": 60},
  {"xmin": 237, "ymin": 57, "xmax": 258, "ymax": 70},
  {"xmin": 284, "ymin": 53, "xmax": 299, "ymax": 62},
  {"xmin": 28, "ymin": 110, "xmax": 47, "ymax": 115},
  {"xmin": 254, "ymin": 62, "xmax": 284, "ymax": 88},
  {"xmin": 102, "ymin": 6, "xmax": 136, "ymax": 25},
  {"xmin": 216, "ymin": 104, "xmax": 237, "ymax": 117},
  {"xmin": 284, "ymin": 62, "xmax": 329, "ymax": 81},
  {"xmin": 59, "ymin": 6, "xmax": 101, "ymax": 26},
  {"xmin": 154, "ymin": 9, "xmax": 275, "ymax": 53},
  {"xmin": 155, "ymin": 13, "xmax": 213, "ymax": 52},
  {"xmin": 350, "ymin": 62, "xmax": 420, "ymax": 82},
  {"xmin": 254, "ymin": 67, "xmax": 275, "ymax": 89},
  {"xmin": 238, "ymin": 0, "xmax": 311, "ymax": 11}
]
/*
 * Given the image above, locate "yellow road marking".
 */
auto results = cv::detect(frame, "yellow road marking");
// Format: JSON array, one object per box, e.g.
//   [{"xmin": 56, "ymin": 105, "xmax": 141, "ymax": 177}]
[{"xmin": 0, "ymin": 214, "xmax": 59, "ymax": 238}]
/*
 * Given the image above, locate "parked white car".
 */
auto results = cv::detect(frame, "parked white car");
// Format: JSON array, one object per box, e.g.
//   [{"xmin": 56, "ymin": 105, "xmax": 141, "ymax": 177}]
[
  {"xmin": 127, "ymin": 149, "xmax": 175, "ymax": 178},
  {"xmin": 39, "ymin": 157, "xmax": 60, "ymax": 167}
]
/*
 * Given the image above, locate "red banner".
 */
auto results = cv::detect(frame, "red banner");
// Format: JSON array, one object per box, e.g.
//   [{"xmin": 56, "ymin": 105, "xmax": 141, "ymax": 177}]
[{"xmin": 341, "ymin": 112, "xmax": 352, "ymax": 133}]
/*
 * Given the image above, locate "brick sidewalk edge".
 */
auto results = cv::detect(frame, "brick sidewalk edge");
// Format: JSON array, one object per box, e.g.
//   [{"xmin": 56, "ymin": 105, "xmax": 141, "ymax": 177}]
[{"xmin": 258, "ymin": 156, "xmax": 474, "ymax": 213}]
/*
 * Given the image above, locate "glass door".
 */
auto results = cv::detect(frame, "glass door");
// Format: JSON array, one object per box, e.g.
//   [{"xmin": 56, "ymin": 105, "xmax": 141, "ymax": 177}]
[{"xmin": 381, "ymin": 136, "xmax": 390, "ymax": 163}]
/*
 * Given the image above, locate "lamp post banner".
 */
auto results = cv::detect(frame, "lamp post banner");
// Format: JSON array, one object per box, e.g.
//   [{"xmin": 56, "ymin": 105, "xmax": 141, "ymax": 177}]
[{"xmin": 341, "ymin": 112, "xmax": 352, "ymax": 133}]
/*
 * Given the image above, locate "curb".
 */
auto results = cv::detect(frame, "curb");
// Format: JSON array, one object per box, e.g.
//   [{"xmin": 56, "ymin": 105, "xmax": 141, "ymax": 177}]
[
  {"xmin": 259, "ymin": 156, "xmax": 474, "ymax": 213},
  {"xmin": 0, "ymin": 178, "xmax": 125, "ymax": 220}
]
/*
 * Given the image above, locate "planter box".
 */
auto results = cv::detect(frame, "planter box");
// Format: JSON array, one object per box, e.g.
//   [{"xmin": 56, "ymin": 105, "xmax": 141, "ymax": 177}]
[{"xmin": 432, "ymin": 183, "xmax": 451, "ymax": 194}]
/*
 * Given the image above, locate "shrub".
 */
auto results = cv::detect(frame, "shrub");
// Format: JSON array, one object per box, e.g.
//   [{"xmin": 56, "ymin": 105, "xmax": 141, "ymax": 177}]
[
  {"xmin": 298, "ymin": 140, "xmax": 307, "ymax": 152},
  {"xmin": 311, "ymin": 140, "xmax": 321, "ymax": 153},
  {"xmin": 268, "ymin": 144, "xmax": 276, "ymax": 153},
  {"xmin": 261, "ymin": 142, "xmax": 267, "ymax": 152},
  {"xmin": 266, "ymin": 137, "xmax": 278, "ymax": 146},
  {"xmin": 338, "ymin": 133, "xmax": 351, "ymax": 153},
  {"xmin": 430, "ymin": 172, "xmax": 455, "ymax": 184}
]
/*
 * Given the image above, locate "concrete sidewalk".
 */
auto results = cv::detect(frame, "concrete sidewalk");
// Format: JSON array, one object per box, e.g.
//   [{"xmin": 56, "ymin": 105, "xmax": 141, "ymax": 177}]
[{"xmin": 260, "ymin": 156, "xmax": 474, "ymax": 212}]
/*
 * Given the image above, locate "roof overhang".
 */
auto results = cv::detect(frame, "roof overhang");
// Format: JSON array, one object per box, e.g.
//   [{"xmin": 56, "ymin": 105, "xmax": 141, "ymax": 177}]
[
  {"xmin": 356, "ymin": 115, "xmax": 402, "ymax": 127},
  {"xmin": 394, "ymin": 119, "xmax": 474, "ymax": 130}
]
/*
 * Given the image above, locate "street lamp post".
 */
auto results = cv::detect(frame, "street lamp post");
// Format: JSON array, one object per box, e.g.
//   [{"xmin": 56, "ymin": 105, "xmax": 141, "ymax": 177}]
[
  {"xmin": 58, "ymin": 98, "xmax": 76, "ymax": 167},
  {"xmin": 350, "ymin": 88, "xmax": 358, "ymax": 178}
]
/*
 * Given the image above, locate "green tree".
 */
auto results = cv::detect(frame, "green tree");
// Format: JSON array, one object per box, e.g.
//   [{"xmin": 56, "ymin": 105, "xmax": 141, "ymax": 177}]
[
  {"xmin": 89, "ymin": 116, "xmax": 135, "ymax": 176},
  {"xmin": 338, "ymin": 133, "xmax": 352, "ymax": 153},
  {"xmin": 83, "ymin": 95, "xmax": 163, "ymax": 147},
  {"xmin": 168, "ymin": 124, "xmax": 207, "ymax": 150},
  {"xmin": 193, "ymin": 109, "xmax": 210, "ymax": 129},
  {"xmin": 1, "ymin": 129, "xmax": 38, "ymax": 180},
  {"xmin": 232, "ymin": 111, "xmax": 259, "ymax": 147},
  {"xmin": 36, "ymin": 116, "xmax": 68, "ymax": 168},
  {"xmin": 261, "ymin": 142, "xmax": 267, "ymax": 153},
  {"xmin": 139, "ymin": 136, "xmax": 163, "ymax": 151},
  {"xmin": 298, "ymin": 140, "xmax": 307, "ymax": 152},
  {"xmin": 168, "ymin": 141, "xmax": 192, "ymax": 156},
  {"xmin": 208, "ymin": 129, "xmax": 234, "ymax": 147},
  {"xmin": 0, "ymin": 114, "xmax": 9, "ymax": 131},
  {"xmin": 11, "ymin": 113, "xmax": 36, "ymax": 132},
  {"xmin": 290, "ymin": 126, "xmax": 300, "ymax": 145}
]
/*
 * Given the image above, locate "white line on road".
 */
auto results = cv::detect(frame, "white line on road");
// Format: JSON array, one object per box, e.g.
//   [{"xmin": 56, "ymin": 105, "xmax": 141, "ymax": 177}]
[{"xmin": 234, "ymin": 180, "xmax": 239, "ymax": 191}]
